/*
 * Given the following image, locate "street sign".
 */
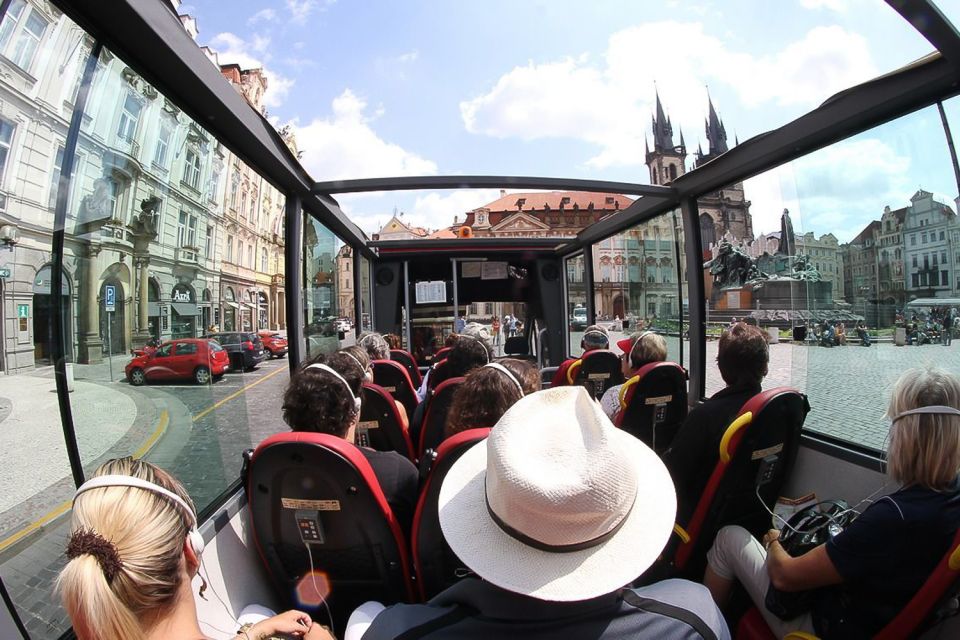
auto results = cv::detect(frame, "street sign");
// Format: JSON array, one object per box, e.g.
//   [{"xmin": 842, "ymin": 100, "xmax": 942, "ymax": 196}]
[
  {"xmin": 104, "ymin": 284, "xmax": 116, "ymax": 313},
  {"xmin": 16, "ymin": 304, "xmax": 27, "ymax": 319},
  {"xmin": 0, "ymin": 268, "xmax": 10, "ymax": 278}
]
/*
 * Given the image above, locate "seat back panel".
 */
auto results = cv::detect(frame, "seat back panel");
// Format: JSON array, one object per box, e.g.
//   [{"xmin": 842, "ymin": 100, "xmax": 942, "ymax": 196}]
[
  {"xmin": 617, "ymin": 362, "xmax": 688, "ymax": 454},
  {"xmin": 359, "ymin": 383, "xmax": 415, "ymax": 461}
]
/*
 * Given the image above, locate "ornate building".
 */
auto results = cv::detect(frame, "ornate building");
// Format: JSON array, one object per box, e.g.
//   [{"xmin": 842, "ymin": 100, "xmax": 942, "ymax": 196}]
[
  {"xmin": 794, "ymin": 231, "xmax": 845, "ymax": 302},
  {"xmin": 645, "ymin": 94, "xmax": 753, "ymax": 250},
  {"xmin": 462, "ymin": 190, "xmax": 633, "ymax": 238}
]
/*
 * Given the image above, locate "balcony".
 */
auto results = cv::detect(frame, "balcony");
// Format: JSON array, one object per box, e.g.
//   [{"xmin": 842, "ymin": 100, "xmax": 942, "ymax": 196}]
[
  {"xmin": 271, "ymin": 273, "xmax": 284, "ymax": 286},
  {"xmin": 175, "ymin": 246, "xmax": 200, "ymax": 265}
]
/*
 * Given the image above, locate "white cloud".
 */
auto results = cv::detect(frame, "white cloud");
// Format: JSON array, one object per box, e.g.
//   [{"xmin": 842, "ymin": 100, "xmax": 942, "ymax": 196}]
[
  {"xmin": 208, "ymin": 32, "xmax": 294, "ymax": 108},
  {"xmin": 286, "ymin": 0, "xmax": 336, "ymax": 23},
  {"xmin": 396, "ymin": 50, "xmax": 419, "ymax": 64},
  {"xmin": 291, "ymin": 89, "xmax": 438, "ymax": 184},
  {"xmin": 745, "ymin": 138, "xmax": 911, "ymax": 242},
  {"xmin": 460, "ymin": 21, "xmax": 876, "ymax": 169},
  {"xmin": 800, "ymin": 0, "xmax": 850, "ymax": 12},
  {"xmin": 247, "ymin": 8, "xmax": 276, "ymax": 25}
]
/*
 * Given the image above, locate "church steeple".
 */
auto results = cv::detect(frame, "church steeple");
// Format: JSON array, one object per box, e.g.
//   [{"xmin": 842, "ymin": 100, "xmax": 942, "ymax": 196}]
[
  {"xmin": 645, "ymin": 89, "xmax": 687, "ymax": 185},
  {"xmin": 705, "ymin": 94, "xmax": 728, "ymax": 155}
]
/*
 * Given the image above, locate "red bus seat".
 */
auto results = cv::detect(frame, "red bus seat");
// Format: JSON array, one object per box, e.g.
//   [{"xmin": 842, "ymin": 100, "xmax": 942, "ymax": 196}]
[
  {"xmin": 390, "ymin": 349, "xmax": 422, "ymax": 387},
  {"xmin": 418, "ymin": 377, "xmax": 465, "ymax": 458},
  {"xmin": 247, "ymin": 433, "xmax": 414, "ymax": 628},
  {"xmin": 615, "ymin": 361, "xmax": 688, "ymax": 454},
  {"xmin": 412, "ymin": 428, "xmax": 491, "ymax": 600},
  {"xmin": 372, "ymin": 359, "xmax": 419, "ymax": 419},
  {"xmin": 671, "ymin": 388, "xmax": 809, "ymax": 577},
  {"xmin": 358, "ymin": 382, "xmax": 416, "ymax": 461},
  {"xmin": 567, "ymin": 350, "xmax": 624, "ymax": 399}
]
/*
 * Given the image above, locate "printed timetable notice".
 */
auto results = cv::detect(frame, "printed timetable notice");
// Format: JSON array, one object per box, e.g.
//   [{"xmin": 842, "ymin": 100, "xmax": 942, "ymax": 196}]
[{"xmin": 415, "ymin": 281, "xmax": 447, "ymax": 304}]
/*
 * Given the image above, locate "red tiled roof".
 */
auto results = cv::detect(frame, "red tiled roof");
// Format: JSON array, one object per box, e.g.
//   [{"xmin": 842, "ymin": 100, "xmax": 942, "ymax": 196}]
[{"xmin": 473, "ymin": 191, "xmax": 634, "ymax": 214}]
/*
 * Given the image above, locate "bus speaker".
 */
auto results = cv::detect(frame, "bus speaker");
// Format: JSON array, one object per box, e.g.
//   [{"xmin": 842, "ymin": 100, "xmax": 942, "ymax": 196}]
[
  {"xmin": 541, "ymin": 263, "xmax": 560, "ymax": 282},
  {"xmin": 375, "ymin": 267, "xmax": 395, "ymax": 286}
]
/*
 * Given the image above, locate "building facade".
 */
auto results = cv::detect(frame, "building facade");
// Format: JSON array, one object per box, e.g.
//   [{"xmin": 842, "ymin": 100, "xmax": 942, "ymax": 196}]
[
  {"xmin": 794, "ymin": 231, "xmax": 845, "ymax": 302},
  {"xmin": 463, "ymin": 190, "xmax": 633, "ymax": 238}
]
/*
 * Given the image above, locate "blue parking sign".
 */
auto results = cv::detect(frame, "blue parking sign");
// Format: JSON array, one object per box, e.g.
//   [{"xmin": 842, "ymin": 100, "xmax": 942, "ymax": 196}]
[{"xmin": 105, "ymin": 284, "xmax": 116, "ymax": 312}]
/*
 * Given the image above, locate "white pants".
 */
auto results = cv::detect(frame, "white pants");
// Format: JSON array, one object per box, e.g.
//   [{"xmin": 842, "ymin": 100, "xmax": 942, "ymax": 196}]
[{"xmin": 706, "ymin": 525, "xmax": 817, "ymax": 638}]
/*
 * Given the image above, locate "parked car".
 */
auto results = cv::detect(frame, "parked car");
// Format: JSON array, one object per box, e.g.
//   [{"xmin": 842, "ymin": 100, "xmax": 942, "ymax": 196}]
[
  {"xmin": 334, "ymin": 318, "xmax": 352, "ymax": 332},
  {"xmin": 570, "ymin": 305, "xmax": 588, "ymax": 330},
  {"xmin": 125, "ymin": 339, "xmax": 229, "ymax": 386},
  {"xmin": 258, "ymin": 330, "xmax": 288, "ymax": 358},
  {"xmin": 206, "ymin": 331, "xmax": 266, "ymax": 371}
]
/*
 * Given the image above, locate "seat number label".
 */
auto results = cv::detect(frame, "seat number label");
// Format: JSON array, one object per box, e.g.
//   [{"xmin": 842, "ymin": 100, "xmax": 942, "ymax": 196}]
[
  {"xmin": 645, "ymin": 395, "xmax": 673, "ymax": 405},
  {"xmin": 281, "ymin": 498, "xmax": 341, "ymax": 511}
]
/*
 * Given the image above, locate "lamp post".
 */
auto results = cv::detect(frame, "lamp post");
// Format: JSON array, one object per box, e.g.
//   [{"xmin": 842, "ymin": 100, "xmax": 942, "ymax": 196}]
[{"xmin": 860, "ymin": 285, "xmax": 870, "ymax": 328}]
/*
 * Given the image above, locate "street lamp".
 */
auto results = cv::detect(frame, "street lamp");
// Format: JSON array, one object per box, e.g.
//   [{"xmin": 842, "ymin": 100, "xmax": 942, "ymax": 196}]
[{"xmin": 860, "ymin": 285, "xmax": 870, "ymax": 328}]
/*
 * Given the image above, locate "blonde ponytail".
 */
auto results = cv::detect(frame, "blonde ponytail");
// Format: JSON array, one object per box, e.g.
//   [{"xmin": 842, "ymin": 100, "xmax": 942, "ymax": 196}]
[{"xmin": 56, "ymin": 458, "xmax": 195, "ymax": 640}]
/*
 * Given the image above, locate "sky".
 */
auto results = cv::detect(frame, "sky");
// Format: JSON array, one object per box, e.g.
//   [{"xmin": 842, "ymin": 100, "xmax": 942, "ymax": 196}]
[{"xmin": 181, "ymin": 0, "xmax": 960, "ymax": 243}]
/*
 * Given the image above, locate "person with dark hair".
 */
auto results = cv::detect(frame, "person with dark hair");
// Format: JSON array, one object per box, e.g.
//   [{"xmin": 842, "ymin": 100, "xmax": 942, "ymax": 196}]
[
  {"xmin": 340, "ymin": 344, "xmax": 409, "ymax": 431},
  {"xmin": 551, "ymin": 324, "xmax": 610, "ymax": 387},
  {"xmin": 282, "ymin": 352, "xmax": 418, "ymax": 533},
  {"xmin": 445, "ymin": 359, "xmax": 541, "ymax": 439},
  {"xmin": 664, "ymin": 322, "xmax": 769, "ymax": 523},
  {"xmin": 599, "ymin": 331, "xmax": 668, "ymax": 420}
]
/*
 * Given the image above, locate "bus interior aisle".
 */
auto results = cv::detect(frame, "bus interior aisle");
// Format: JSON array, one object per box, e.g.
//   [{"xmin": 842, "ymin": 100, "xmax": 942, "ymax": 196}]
[{"xmin": 1, "ymin": 0, "xmax": 960, "ymax": 638}]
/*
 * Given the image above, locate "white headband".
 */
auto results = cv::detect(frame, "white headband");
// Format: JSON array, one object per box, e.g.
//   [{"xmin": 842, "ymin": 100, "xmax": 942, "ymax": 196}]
[
  {"xmin": 341, "ymin": 351, "xmax": 366, "ymax": 373},
  {"xmin": 583, "ymin": 329, "xmax": 609, "ymax": 345},
  {"xmin": 75, "ymin": 474, "xmax": 197, "ymax": 527},
  {"xmin": 305, "ymin": 363, "xmax": 361, "ymax": 413},
  {"xmin": 628, "ymin": 331, "xmax": 655, "ymax": 361},
  {"xmin": 459, "ymin": 334, "xmax": 490, "ymax": 363},
  {"xmin": 484, "ymin": 362, "xmax": 524, "ymax": 397},
  {"xmin": 891, "ymin": 405, "xmax": 960, "ymax": 423}
]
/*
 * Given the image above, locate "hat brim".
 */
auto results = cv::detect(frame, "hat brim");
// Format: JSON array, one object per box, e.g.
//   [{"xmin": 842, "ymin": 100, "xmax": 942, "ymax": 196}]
[
  {"xmin": 616, "ymin": 337, "xmax": 632, "ymax": 353},
  {"xmin": 438, "ymin": 426, "xmax": 676, "ymax": 602}
]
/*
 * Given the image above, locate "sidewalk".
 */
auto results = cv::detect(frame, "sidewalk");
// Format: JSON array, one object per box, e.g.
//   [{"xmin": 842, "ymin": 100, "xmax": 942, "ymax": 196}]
[{"xmin": 0, "ymin": 358, "xmax": 156, "ymax": 543}]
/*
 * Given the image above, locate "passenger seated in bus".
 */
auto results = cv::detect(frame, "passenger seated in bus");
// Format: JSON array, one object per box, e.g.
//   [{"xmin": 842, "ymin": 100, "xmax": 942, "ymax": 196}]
[
  {"xmin": 57, "ymin": 457, "xmax": 331, "ymax": 640},
  {"xmin": 550, "ymin": 324, "xmax": 609, "ymax": 387},
  {"xmin": 358, "ymin": 330, "xmax": 391, "ymax": 361},
  {"xmin": 415, "ymin": 332, "xmax": 462, "ymax": 402},
  {"xmin": 664, "ymin": 322, "xmax": 768, "ymax": 523},
  {"xmin": 340, "ymin": 344, "xmax": 409, "ymax": 430},
  {"xmin": 703, "ymin": 367, "xmax": 960, "ymax": 639},
  {"xmin": 445, "ymin": 359, "xmax": 541, "ymax": 439},
  {"xmin": 383, "ymin": 333, "xmax": 402, "ymax": 350},
  {"xmin": 357, "ymin": 387, "xmax": 730, "ymax": 640},
  {"xmin": 598, "ymin": 331, "xmax": 668, "ymax": 420},
  {"xmin": 282, "ymin": 353, "xmax": 418, "ymax": 533}
]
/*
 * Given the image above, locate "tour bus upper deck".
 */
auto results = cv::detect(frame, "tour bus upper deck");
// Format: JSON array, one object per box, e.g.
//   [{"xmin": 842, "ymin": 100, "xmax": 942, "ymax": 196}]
[{"xmin": 2, "ymin": 0, "xmax": 960, "ymax": 637}]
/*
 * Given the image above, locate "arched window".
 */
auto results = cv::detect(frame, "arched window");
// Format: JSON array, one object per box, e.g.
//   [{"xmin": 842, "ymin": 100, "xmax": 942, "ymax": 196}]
[
  {"xmin": 699, "ymin": 213, "xmax": 716, "ymax": 248},
  {"xmin": 669, "ymin": 164, "xmax": 677, "ymax": 180}
]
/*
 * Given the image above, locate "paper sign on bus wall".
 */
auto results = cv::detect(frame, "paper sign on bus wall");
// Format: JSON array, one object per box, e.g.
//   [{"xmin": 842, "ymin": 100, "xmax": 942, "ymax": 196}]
[{"xmin": 281, "ymin": 498, "xmax": 341, "ymax": 511}]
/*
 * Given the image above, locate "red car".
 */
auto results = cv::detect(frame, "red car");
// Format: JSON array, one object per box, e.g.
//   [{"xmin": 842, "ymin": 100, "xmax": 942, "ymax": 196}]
[
  {"xmin": 126, "ymin": 338, "xmax": 229, "ymax": 386},
  {"xmin": 258, "ymin": 330, "xmax": 288, "ymax": 358}
]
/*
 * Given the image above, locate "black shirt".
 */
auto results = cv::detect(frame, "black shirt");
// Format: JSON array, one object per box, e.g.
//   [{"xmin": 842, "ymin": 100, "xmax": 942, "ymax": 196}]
[
  {"xmin": 359, "ymin": 448, "xmax": 419, "ymax": 536},
  {"xmin": 816, "ymin": 481, "xmax": 960, "ymax": 638},
  {"xmin": 664, "ymin": 383, "xmax": 761, "ymax": 524}
]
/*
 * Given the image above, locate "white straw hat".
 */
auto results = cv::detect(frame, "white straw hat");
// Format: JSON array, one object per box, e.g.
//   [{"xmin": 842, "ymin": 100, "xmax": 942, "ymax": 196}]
[{"xmin": 438, "ymin": 386, "xmax": 676, "ymax": 602}]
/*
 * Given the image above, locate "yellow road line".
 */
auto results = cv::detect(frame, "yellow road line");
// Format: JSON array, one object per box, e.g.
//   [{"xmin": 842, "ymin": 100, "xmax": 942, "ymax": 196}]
[
  {"xmin": 192, "ymin": 365, "xmax": 287, "ymax": 422},
  {"xmin": 133, "ymin": 409, "xmax": 169, "ymax": 459},
  {"xmin": 0, "ymin": 366, "xmax": 287, "ymax": 553}
]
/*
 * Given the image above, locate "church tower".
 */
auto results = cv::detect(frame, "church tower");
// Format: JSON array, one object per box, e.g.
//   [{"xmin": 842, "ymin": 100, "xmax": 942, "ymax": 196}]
[
  {"xmin": 695, "ymin": 94, "xmax": 729, "ymax": 168},
  {"xmin": 644, "ymin": 91, "xmax": 687, "ymax": 186}
]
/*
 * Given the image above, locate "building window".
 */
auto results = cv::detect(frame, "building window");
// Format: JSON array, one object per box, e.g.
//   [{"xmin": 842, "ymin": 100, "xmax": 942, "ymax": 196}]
[
  {"xmin": 116, "ymin": 93, "xmax": 142, "ymax": 142},
  {"xmin": 913, "ymin": 273, "xmax": 920, "ymax": 287},
  {"xmin": 247, "ymin": 244, "xmax": 253, "ymax": 268},
  {"xmin": 48, "ymin": 144, "xmax": 64, "ymax": 209},
  {"xmin": 226, "ymin": 235, "xmax": 234, "ymax": 262},
  {"xmin": 177, "ymin": 211, "xmax": 187, "ymax": 246},
  {"xmin": 229, "ymin": 172, "xmax": 239, "ymax": 209},
  {"xmin": 240, "ymin": 192, "xmax": 247, "ymax": 219},
  {"xmin": 261, "ymin": 247, "xmax": 268, "ymax": 272},
  {"xmin": 187, "ymin": 215, "xmax": 197, "ymax": 247},
  {"xmin": 941, "ymin": 231, "xmax": 946, "ymax": 241},
  {"xmin": 922, "ymin": 232, "xmax": 928, "ymax": 244},
  {"xmin": 912, "ymin": 255, "xmax": 918, "ymax": 267},
  {"xmin": 911, "ymin": 234, "xmax": 916, "ymax": 246},
  {"xmin": 154, "ymin": 124, "xmax": 171, "ymax": 167},
  {"xmin": 943, "ymin": 270, "xmax": 949, "ymax": 286},
  {"xmin": 942, "ymin": 251, "xmax": 948, "ymax": 264},
  {"xmin": 0, "ymin": 0, "xmax": 49, "ymax": 71},
  {"xmin": 183, "ymin": 149, "xmax": 202, "ymax": 189},
  {"xmin": 205, "ymin": 225, "xmax": 213, "ymax": 256}
]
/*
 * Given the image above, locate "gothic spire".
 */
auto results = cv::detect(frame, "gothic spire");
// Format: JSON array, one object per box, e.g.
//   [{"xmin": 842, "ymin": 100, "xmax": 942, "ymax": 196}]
[
  {"xmin": 706, "ymin": 93, "xmax": 728, "ymax": 155},
  {"xmin": 651, "ymin": 88, "xmax": 675, "ymax": 152}
]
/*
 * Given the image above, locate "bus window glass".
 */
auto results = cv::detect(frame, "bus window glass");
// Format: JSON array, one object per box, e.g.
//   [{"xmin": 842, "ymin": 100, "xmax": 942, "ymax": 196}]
[
  {"xmin": 594, "ymin": 209, "xmax": 686, "ymax": 368},
  {"xmin": 303, "ymin": 213, "xmax": 342, "ymax": 359},
  {"xmin": 565, "ymin": 253, "xmax": 587, "ymax": 357},
  {"xmin": 704, "ymin": 103, "xmax": 960, "ymax": 452}
]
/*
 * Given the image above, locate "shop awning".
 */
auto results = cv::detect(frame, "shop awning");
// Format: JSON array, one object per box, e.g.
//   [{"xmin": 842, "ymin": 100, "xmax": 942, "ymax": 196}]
[
  {"xmin": 225, "ymin": 302, "xmax": 240, "ymax": 309},
  {"xmin": 172, "ymin": 303, "xmax": 201, "ymax": 316}
]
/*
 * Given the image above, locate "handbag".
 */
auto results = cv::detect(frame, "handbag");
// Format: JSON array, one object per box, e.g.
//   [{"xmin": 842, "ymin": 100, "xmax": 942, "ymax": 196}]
[{"xmin": 764, "ymin": 500, "xmax": 853, "ymax": 620}]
